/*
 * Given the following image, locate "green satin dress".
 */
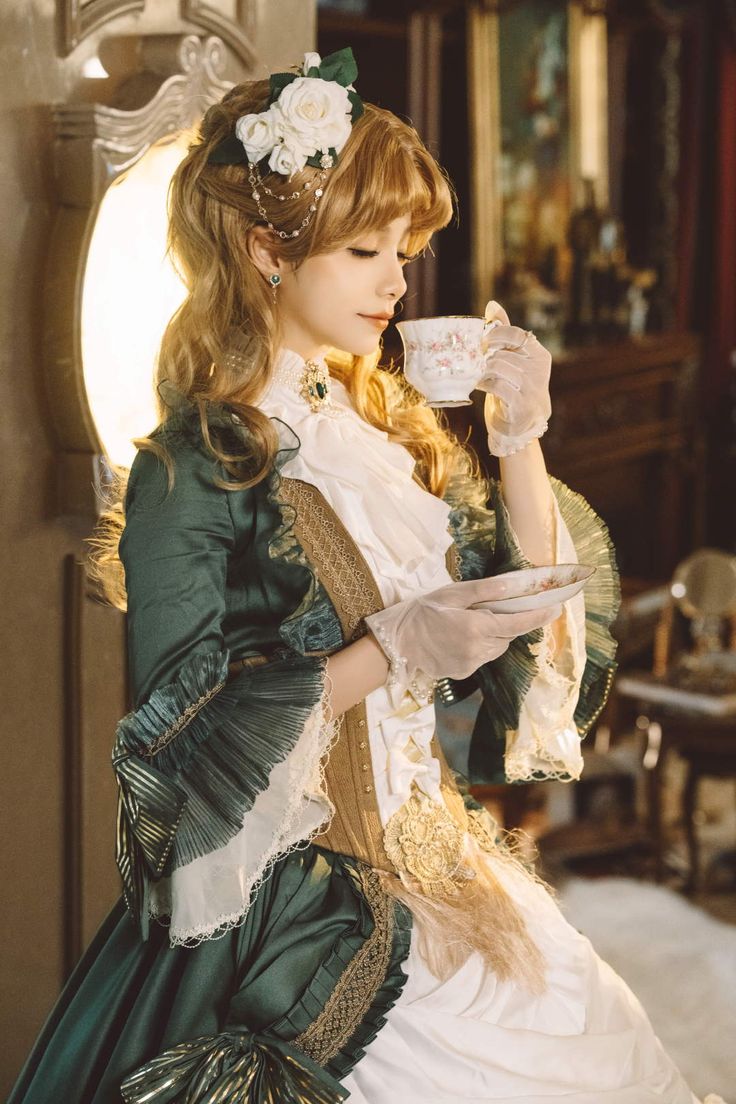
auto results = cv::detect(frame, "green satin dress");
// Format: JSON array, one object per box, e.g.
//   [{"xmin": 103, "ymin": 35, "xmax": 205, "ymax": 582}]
[
  {"xmin": 9, "ymin": 845, "xmax": 412, "ymax": 1103},
  {"xmin": 8, "ymin": 401, "xmax": 619, "ymax": 1104}
]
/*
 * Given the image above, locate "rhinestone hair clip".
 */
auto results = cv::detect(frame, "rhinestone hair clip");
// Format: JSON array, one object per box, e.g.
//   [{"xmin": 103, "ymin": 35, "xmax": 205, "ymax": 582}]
[{"xmin": 207, "ymin": 46, "xmax": 364, "ymax": 240}]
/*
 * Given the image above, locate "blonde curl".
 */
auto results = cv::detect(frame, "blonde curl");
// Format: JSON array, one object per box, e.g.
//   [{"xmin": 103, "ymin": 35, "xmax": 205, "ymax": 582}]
[{"xmin": 88, "ymin": 81, "xmax": 487, "ymax": 608}]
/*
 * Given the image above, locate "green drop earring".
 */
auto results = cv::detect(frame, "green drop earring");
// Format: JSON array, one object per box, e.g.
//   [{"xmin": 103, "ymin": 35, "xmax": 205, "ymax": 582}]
[{"xmin": 269, "ymin": 273, "xmax": 281, "ymax": 301}]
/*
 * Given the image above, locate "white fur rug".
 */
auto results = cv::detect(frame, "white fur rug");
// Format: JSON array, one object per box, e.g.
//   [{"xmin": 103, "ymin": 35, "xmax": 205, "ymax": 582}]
[{"xmin": 560, "ymin": 877, "xmax": 736, "ymax": 1100}]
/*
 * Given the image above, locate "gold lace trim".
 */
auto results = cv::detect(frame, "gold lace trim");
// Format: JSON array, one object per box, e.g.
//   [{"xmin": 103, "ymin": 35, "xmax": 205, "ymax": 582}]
[
  {"xmin": 280, "ymin": 478, "xmax": 391, "ymax": 870},
  {"xmin": 279, "ymin": 478, "xmax": 383, "ymax": 638},
  {"xmin": 293, "ymin": 865, "xmax": 395, "ymax": 1066},
  {"xmin": 446, "ymin": 540, "xmax": 462, "ymax": 582},
  {"xmin": 279, "ymin": 475, "xmax": 470, "ymax": 875},
  {"xmin": 274, "ymin": 476, "xmax": 544, "ymax": 990},
  {"xmin": 148, "ymin": 678, "xmax": 227, "ymax": 758}
]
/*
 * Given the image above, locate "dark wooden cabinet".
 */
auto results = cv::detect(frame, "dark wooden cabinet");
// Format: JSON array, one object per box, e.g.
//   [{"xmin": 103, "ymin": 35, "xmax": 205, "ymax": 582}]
[{"xmin": 543, "ymin": 333, "xmax": 704, "ymax": 579}]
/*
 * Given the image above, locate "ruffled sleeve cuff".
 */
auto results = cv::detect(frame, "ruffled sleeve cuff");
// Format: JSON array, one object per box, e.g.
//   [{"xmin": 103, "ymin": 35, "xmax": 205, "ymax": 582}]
[
  {"xmin": 503, "ymin": 491, "xmax": 588, "ymax": 782},
  {"xmin": 468, "ymin": 476, "xmax": 620, "ymax": 784},
  {"xmin": 551, "ymin": 476, "xmax": 621, "ymax": 738},
  {"xmin": 113, "ymin": 649, "xmax": 339, "ymax": 945}
]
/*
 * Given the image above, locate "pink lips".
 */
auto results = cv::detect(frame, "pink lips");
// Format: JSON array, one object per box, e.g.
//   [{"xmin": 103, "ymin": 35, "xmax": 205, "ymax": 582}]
[{"xmin": 359, "ymin": 314, "xmax": 391, "ymax": 327}]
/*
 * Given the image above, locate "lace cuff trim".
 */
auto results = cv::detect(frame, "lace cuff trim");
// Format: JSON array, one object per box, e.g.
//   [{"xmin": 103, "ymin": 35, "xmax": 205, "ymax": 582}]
[
  {"xmin": 503, "ymin": 472, "xmax": 622, "ymax": 781},
  {"xmin": 504, "ymin": 496, "xmax": 587, "ymax": 782},
  {"xmin": 486, "ymin": 417, "xmax": 549, "ymax": 458},
  {"xmin": 149, "ymin": 670, "xmax": 340, "ymax": 947},
  {"xmin": 366, "ymin": 623, "xmax": 437, "ymax": 714}
]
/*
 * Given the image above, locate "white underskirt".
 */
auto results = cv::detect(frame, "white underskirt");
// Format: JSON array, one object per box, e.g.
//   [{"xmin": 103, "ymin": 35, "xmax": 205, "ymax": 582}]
[
  {"xmin": 259, "ymin": 352, "xmax": 708, "ymax": 1103},
  {"xmin": 341, "ymin": 848, "xmax": 701, "ymax": 1104}
]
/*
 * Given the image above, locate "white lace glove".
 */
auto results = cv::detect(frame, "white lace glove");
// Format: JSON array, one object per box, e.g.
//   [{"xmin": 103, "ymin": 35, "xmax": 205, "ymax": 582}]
[
  {"xmin": 478, "ymin": 300, "xmax": 552, "ymax": 457},
  {"xmin": 365, "ymin": 577, "xmax": 563, "ymax": 700}
]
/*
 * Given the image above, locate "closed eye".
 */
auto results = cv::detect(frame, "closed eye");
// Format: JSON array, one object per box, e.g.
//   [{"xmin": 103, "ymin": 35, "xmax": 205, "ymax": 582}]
[{"xmin": 348, "ymin": 248, "xmax": 422, "ymax": 265}]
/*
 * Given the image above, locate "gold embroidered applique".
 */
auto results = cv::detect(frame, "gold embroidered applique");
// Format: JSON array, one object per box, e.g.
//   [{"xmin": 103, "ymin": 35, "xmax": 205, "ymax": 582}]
[
  {"xmin": 294, "ymin": 864, "xmax": 394, "ymax": 1065},
  {"xmin": 383, "ymin": 792, "xmax": 474, "ymax": 897}
]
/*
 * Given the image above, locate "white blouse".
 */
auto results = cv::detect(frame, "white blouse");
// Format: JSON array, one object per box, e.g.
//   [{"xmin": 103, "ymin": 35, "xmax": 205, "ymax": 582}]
[{"xmin": 260, "ymin": 346, "xmax": 589, "ymax": 827}]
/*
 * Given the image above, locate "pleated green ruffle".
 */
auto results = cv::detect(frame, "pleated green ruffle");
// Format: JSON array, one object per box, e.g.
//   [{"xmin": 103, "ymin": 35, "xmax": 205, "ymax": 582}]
[
  {"xmin": 116, "ymin": 853, "xmax": 413, "ymax": 1101},
  {"xmin": 113, "ymin": 648, "xmax": 327, "ymax": 939},
  {"xmin": 266, "ymin": 865, "xmax": 413, "ymax": 1082},
  {"xmin": 550, "ymin": 475, "xmax": 621, "ymax": 736}
]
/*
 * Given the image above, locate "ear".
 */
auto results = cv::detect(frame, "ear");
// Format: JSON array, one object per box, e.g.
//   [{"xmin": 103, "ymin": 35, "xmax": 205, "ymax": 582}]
[{"xmin": 245, "ymin": 224, "xmax": 286, "ymax": 280}]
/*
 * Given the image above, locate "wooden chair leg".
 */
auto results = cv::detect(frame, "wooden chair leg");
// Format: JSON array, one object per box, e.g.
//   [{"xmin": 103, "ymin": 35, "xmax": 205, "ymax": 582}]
[
  {"xmin": 682, "ymin": 762, "xmax": 701, "ymax": 895},
  {"xmin": 640, "ymin": 716, "xmax": 665, "ymax": 882}
]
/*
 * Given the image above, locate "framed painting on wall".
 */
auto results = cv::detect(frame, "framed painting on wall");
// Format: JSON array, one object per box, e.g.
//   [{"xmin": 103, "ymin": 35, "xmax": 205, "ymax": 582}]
[{"xmin": 467, "ymin": 0, "xmax": 609, "ymax": 336}]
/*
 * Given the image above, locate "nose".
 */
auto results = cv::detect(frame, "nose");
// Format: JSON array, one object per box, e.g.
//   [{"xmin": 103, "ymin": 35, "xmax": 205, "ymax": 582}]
[{"xmin": 378, "ymin": 255, "xmax": 407, "ymax": 302}]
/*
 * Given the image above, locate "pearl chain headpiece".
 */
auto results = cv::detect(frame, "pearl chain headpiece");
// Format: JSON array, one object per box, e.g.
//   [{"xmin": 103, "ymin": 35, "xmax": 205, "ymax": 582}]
[{"xmin": 207, "ymin": 46, "xmax": 363, "ymax": 241}]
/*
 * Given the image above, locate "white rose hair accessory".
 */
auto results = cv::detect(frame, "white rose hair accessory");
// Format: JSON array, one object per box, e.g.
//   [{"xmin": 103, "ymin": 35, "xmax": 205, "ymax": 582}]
[{"xmin": 207, "ymin": 46, "xmax": 364, "ymax": 240}]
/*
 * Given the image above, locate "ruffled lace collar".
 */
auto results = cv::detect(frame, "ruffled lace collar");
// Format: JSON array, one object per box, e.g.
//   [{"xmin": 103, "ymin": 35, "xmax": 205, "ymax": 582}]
[{"xmin": 259, "ymin": 347, "xmax": 454, "ymax": 607}]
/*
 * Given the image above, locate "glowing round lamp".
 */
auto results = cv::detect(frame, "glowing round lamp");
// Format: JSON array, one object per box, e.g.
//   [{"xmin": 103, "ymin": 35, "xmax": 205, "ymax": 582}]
[{"xmin": 81, "ymin": 132, "xmax": 190, "ymax": 469}]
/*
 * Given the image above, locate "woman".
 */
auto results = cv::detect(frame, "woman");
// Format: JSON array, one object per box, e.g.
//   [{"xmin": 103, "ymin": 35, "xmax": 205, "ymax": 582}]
[{"xmin": 9, "ymin": 47, "xmax": 724, "ymax": 1104}]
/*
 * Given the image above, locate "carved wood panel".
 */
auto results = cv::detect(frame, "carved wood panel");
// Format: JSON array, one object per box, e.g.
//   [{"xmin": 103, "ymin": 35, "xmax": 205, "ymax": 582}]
[{"xmin": 543, "ymin": 333, "xmax": 703, "ymax": 579}]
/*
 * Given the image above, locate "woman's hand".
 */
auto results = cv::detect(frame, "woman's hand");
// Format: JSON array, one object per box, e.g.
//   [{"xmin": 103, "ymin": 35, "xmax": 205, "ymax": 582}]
[
  {"xmin": 364, "ymin": 576, "xmax": 562, "ymax": 684},
  {"xmin": 477, "ymin": 301, "xmax": 552, "ymax": 458}
]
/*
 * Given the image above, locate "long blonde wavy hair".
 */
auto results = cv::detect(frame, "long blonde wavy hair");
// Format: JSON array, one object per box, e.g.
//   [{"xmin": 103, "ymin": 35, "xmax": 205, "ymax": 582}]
[{"xmin": 89, "ymin": 79, "xmax": 487, "ymax": 609}]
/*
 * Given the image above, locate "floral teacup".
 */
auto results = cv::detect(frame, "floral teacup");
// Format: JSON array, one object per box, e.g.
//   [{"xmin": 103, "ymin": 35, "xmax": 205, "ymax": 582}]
[{"xmin": 396, "ymin": 315, "xmax": 492, "ymax": 407}]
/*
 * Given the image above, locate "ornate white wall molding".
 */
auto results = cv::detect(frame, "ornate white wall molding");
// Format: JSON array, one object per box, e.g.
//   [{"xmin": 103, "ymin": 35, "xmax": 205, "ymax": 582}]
[
  {"xmin": 59, "ymin": 0, "xmax": 146, "ymax": 55},
  {"xmin": 181, "ymin": 0, "xmax": 257, "ymax": 67}
]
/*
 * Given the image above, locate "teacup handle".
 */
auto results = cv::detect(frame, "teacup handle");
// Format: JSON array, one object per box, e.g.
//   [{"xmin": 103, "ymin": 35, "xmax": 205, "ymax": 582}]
[{"xmin": 480, "ymin": 317, "xmax": 503, "ymax": 357}]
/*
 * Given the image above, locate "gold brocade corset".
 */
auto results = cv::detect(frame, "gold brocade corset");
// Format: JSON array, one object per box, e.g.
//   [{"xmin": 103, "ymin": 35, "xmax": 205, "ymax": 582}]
[
  {"xmin": 276, "ymin": 479, "xmax": 550, "ymax": 998},
  {"xmin": 278, "ymin": 477, "xmax": 474, "ymax": 876}
]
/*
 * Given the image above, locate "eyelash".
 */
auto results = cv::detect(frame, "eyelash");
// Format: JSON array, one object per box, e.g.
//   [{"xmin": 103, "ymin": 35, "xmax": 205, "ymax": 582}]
[{"xmin": 349, "ymin": 248, "xmax": 419, "ymax": 265}]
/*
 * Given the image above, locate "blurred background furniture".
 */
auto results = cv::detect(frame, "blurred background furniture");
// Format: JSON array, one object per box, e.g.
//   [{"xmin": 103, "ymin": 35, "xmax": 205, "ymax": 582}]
[{"xmin": 613, "ymin": 550, "xmax": 736, "ymax": 891}]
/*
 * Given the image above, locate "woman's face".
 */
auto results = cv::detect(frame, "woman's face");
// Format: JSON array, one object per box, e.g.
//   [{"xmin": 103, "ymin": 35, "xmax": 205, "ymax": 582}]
[{"xmin": 276, "ymin": 215, "xmax": 417, "ymax": 360}]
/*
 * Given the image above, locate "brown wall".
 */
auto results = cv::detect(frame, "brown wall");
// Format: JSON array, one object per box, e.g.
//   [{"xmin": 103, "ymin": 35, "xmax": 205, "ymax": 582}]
[{"xmin": 0, "ymin": 2, "xmax": 314, "ymax": 1095}]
